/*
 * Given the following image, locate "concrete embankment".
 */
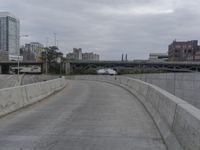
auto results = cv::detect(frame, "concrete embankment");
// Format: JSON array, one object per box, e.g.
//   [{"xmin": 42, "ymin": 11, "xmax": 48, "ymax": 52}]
[
  {"xmin": 72, "ymin": 75, "xmax": 200, "ymax": 150},
  {"xmin": 125, "ymin": 73, "xmax": 200, "ymax": 109},
  {"xmin": 0, "ymin": 77, "xmax": 66, "ymax": 117}
]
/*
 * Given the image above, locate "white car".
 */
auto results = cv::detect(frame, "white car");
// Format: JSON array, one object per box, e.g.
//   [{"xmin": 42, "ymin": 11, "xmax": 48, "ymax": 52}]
[{"xmin": 97, "ymin": 68, "xmax": 117, "ymax": 75}]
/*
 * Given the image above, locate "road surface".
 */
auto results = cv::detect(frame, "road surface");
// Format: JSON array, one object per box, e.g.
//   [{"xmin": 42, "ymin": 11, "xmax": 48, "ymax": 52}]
[
  {"xmin": 21, "ymin": 75, "xmax": 58, "ymax": 85},
  {"xmin": 0, "ymin": 75, "xmax": 17, "ymax": 89},
  {"xmin": 0, "ymin": 80, "xmax": 167, "ymax": 150},
  {"xmin": 0, "ymin": 75, "xmax": 58, "ymax": 89}
]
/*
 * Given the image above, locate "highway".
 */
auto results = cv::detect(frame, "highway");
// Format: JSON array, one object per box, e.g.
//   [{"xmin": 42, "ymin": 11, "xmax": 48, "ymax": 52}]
[
  {"xmin": 0, "ymin": 75, "xmax": 17, "ymax": 89},
  {"xmin": 21, "ymin": 75, "xmax": 58, "ymax": 85},
  {"xmin": 0, "ymin": 75, "xmax": 58, "ymax": 89},
  {"xmin": 0, "ymin": 80, "xmax": 167, "ymax": 150}
]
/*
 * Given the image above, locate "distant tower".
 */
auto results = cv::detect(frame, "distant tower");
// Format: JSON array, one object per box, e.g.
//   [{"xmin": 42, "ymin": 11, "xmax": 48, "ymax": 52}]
[
  {"xmin": 121, "ymin": 54, "xmax": 124, "ymax": 61},
  {"xmin": 125, "ymin": 54, "xmax": 128, "ymax": 61}
]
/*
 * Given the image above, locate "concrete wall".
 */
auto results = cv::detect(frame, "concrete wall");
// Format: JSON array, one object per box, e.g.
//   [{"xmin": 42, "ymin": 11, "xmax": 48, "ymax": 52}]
[
  {"xmin": 73, "ymin": 75, "xmax": 200, "ymax": 150},
  {"xmin": 0, "ymin": 77, "xmax": 66, "ymax": 117},
  {"xmin": 125, "ymin": 73, "xmax": 200, "ymax": 109}
]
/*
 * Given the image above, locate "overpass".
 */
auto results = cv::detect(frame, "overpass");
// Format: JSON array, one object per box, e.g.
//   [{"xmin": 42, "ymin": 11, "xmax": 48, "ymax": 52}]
[
  {"xmin": 65, "ymin": 60, "xmax": 200, "ymax": 74},
  {"xmin": 0, "ymin": 75, "xmax": 199, "ymax": 149},
  {"xmin": 0, "ymin": 61, "xmax": 43, "ymax": 74}
]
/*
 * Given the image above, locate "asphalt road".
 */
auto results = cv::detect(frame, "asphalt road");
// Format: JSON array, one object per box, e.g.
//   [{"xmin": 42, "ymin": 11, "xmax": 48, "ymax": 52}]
[
  {"xmin": 0, "ymin": 75, "xmax": 17, "ymax": 89},
  {"xmin": 21, "ymin": 75, "xmax": 58, "ymax": 85},
  {"xmin": 0, "ymin": 75, "xmax": 58, "ymax": 89},
  {"xmin": 0, "ymin": 80, "xmax": 167, "ymax": 150}
]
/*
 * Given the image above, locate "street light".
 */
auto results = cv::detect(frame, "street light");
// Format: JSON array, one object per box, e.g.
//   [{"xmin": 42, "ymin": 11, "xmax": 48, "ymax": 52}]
[
  {"xmin": 46, "ymin": 48, "xmax": 48, "ymax": 74},
  {"xmin": 60, "ymin": 57, "xmax": 62, "ymax": 78},
  {"xmin": 45, "ymin": 37, "xmax": 49, "ymax": 75},
  {"xmin": 57, "ymin": 56, "xmax": 62, "ymax": 78}
]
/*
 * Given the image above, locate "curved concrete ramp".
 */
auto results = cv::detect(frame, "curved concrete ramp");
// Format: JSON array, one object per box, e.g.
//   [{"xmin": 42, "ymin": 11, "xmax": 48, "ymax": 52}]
[
  {"xmin": 73, "ymin": 75, "xmax": 200, "ymax": 150},
  {"xmin": 0, "ymin": 80, "xmax": 167, "ymax": 150}
]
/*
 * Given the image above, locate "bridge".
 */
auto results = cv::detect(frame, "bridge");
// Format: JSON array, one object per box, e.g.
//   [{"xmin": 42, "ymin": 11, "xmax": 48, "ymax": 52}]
[
  {"xmin": 0, "ymin": 75, "xmax": 199, "ymax": 150},
  {"xmin": 0, "ymin": 61, "xmax": 43, "ymax": 74},
  {"xmin": 65, "ymin": 60, "xmax": 200, "ymax": 74}
]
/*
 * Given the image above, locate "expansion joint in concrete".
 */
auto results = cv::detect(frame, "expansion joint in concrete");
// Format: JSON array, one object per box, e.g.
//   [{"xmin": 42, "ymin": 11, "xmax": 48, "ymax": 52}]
[{"xmin": 172, "ymin": 103, "xmax": 178, "ymax": 129}]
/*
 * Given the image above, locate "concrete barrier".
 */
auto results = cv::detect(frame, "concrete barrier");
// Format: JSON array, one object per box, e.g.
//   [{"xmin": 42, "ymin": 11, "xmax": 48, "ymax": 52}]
[
  {"xmin": 0, "ymin": 86, "xmax": 27, "ymax": 116},
  {"xmin": 73, "ymin": 75, "xmax": 200, "ymax": 150},
  {"xmin": 125, "ymin": 73, "xmax": 200, "ymax": 109},
  {"xmin": 0, "ymin": 77, "xmax": 66, "ymax": 117}
]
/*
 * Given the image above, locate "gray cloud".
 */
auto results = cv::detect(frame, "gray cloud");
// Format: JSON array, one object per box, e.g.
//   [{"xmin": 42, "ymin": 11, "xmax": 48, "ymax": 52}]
[{"xmin": 1, "ymin": 0, "xmax": 200, "ymax": 60}]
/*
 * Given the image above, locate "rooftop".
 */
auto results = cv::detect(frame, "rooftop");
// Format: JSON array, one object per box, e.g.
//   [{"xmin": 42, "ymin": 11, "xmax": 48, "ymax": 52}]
[{"xmin": 0, "ymin": 11, "xmax": 19, "ymax": 20}]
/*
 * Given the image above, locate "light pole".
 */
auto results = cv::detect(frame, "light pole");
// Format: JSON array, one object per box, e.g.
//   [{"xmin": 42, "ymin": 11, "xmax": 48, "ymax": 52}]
[
  {"xmin": 45, "ymin": 37, "xmax": 49, "ymax": 74},
  {"xmin": 18, "ymin": 35, "xmax": 29, "ymax": 81},
  {"xmin": 60, "ymin": 57, "xmax": 62, "ymax": 78},
  {"xmin": 57, "ymin": 56, "xmax": 62, "ymax": 78},
  {"xmin": 46, "ymin": 48, "xmax": 48, "ymax": 74}
]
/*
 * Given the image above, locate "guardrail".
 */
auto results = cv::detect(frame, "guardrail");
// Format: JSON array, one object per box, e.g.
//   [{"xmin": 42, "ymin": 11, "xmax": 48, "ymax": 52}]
[
  {"xmin": 72, "ymin": 75, "xmax": 200, "ymax": 150},
  {"xmin": 0, "ymin": 77, "xmax": 66, "ymax": 117}
]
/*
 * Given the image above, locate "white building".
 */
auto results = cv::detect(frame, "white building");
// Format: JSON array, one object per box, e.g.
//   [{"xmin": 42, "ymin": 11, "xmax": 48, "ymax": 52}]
[
  {"xmin": 66, "ymin": 48, "xmax": 100, "ymax": 61},
  {"xmin": 82, "ymin": 52, "xmax": 100, "ymax": 61},
  {"xmin": 149, "ymin": 53, "xmax": 168, "ymax": 62}
]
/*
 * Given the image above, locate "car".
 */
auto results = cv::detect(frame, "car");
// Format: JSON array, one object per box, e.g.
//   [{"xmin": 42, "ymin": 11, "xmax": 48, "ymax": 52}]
[{"xmin": 97, "ymin": 68, "xmax": 117, "ymax": 75}]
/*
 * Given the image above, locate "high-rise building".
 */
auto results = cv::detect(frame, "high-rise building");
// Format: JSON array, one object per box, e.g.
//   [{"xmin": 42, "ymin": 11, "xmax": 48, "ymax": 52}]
[
  {"xmin": 0, "ymin": 50, "xmax": 8, "ymax": 61},
  {"xmin": 0, "ymin": 12, "xmax": 20, "ymax": 61},
  {"xmin": 73, "ymin": 48, "xmax": 82, "ymax": 60},
  {"xmin": 20, "ymin": 42, "xmax": 44, "ymax": 62}
]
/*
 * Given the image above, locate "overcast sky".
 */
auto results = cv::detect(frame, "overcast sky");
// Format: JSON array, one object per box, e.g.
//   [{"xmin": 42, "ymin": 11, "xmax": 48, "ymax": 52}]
[{"xmin": 1, "ymin": 0, "xmax": 200, "ymax": 60}]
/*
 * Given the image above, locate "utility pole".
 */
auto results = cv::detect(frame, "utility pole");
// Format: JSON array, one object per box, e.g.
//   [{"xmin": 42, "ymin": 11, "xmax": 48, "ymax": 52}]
[
  {"xmin": 17, "ymin": 55, "xmax": 20, "ymax": 81},
  {"xmin": 18, "ymin": 35, "xmax": 29, "ymax": 82},
  {"xmin": 57, "ymin": 40, "xmax": 59, "ymax": 48},
  {"xmin": 45, "ymin": 48, "xmax": 48, "ymax": 75},
  {"xmin": 60, "ymin": 57, "xmax": 62, "ymax": 78},
  {"xmin": 54, "ymin": 33, "xmax": 57, "ymax": 47},
  {"xmin": 46, "ymin": 37, "xmax": 49, "ymax": 47}
]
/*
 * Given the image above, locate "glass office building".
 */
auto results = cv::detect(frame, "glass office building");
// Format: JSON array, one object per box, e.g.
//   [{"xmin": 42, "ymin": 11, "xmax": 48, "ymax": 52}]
[{"xmin": 0, "ymin": 12, "xmax": 20, "ymax": 60}]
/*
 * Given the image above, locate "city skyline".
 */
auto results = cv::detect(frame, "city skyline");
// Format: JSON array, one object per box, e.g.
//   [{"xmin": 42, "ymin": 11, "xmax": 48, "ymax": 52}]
[{"xmin": 1, "ymin": 0, "xmax": 200, "ymax": 60}]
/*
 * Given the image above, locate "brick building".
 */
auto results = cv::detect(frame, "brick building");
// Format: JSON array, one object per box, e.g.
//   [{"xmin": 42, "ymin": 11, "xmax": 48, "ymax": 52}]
[{"xmin": 168, "ymin": 40, "xmax": 199, "ymax": 61}]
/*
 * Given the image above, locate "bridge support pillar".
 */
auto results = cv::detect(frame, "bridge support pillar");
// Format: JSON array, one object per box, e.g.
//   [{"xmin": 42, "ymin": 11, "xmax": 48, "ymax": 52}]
[
  {"xmin": 65, "ymin": 62, "xmax": 72, "ymax": 74},
  {"xmin": 0, "ymin": 65, "xmax": 2, "ymax": 74},
  {"xmin": 196, "ymin": 67, "xmax": 199, "ymax": 72}
]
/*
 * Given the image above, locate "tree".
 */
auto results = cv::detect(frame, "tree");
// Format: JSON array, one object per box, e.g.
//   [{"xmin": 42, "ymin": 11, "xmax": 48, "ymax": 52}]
[{"xmin": 41, "ymin": 46, "xmax": 63, "ymax": 74}]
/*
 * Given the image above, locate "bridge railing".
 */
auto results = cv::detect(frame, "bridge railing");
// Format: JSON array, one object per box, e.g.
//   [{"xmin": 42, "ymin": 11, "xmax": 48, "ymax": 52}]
[{"xmin": 72, "ymin": 75, "xmax": 200, "ymax": 150}]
